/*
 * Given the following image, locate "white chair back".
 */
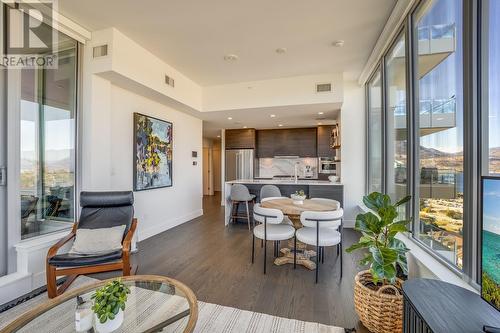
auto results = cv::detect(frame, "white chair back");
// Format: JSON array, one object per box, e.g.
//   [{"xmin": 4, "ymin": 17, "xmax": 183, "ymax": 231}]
[
  {"xmin": 253, "ymin": 203, "xmax": 284, "ymax": 225},
  {"xmin": 310, "ymin": 198, "xmax": 340, "ymax": 210},
  {"xmin": 300, "ymin": 209, "xmax": 343, "ymax": 229},
  {"xmin": 261, "ymin": 196, "xmax": 284, "ymax": 202}
]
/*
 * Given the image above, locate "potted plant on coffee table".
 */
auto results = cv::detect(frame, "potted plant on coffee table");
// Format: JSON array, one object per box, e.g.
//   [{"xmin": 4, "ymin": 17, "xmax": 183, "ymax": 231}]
[
  {"xmin": 91, "ymin": 279, "xmax": 130, "ymax": 333},
  {"xmin": 346, "ymin": 192, "xmax": 411, "ymax": 333}
]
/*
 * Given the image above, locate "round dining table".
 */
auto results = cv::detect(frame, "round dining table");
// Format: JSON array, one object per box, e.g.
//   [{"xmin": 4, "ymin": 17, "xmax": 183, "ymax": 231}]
[{"xmin": 260, "ymin": 197, "xmax": 338, "ymax": 270}]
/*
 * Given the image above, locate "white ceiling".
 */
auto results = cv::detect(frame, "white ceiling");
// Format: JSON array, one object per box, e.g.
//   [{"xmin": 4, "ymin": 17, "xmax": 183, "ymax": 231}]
[
  {"xmin": 200, "ymin": 103, "xmax": 341, "ymax": 138},
  {"xmin": 58, "ymin": 0, "xmax": 396, "ymax": 86}
]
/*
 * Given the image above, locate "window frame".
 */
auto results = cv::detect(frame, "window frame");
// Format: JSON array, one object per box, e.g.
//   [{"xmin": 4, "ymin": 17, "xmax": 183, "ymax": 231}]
[
  {"xmin": 383, "ymin": 26, "xmax": 411, "ymax": 220},
  {"xmin": 364, "ymin": 0, "xmax": 482, "ymax": 284},
  {"xmin": 366, "ymin": 65, "xmax": 385, "ymax": 195},
  {"xmin": 2, "ymin": 3, "xmax": 81, "ymax": 242}
]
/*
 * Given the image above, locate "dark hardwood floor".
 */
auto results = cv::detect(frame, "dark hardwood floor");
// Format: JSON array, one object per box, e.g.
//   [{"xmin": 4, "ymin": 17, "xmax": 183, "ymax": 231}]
[{"xmin": 96, "ymin": 193, "xmax": 369, "ymax": 332}]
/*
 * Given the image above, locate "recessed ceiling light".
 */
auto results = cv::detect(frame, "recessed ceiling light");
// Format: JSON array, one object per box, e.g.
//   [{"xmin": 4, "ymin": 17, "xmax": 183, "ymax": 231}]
[
  {"xmin": 332, "ymin": 40, "xmax": 345, "ymax": 47},
  {"xmin": 270, "ymin": 114, "xmax": 276, "ymax": 118},
  {"xmin": 318, "ymin": 112, "xmax": 324, "ymax": 115},
  {"xmin": 243, "ymin": 126, "xmax": 248, "ymax": 129},
  {"xmin": 217, "ymin": 135, "xmax": 221, "ymax": 138},
  {"xmin": 227, "ymin": 117, "xmax": 233, "ymax": 120},
  {"xmin": 318, "ymin": 122, "xmax": 323, "ymax": 125},
  {"xmin": 275, "ymin": 47, "xmax": 287, "ymax": 54},
  {"xmin": 278, "ymin": 124, "xmax": 283, "ymax": 127},
  {"xmin": 224, "ymin": 54, "xmax": 239, "ymax": 61}
]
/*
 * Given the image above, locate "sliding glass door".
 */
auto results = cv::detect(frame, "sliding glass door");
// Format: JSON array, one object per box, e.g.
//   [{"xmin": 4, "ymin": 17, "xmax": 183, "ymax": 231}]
[
  {"xmin": 4, "ymin": 6, "xmax": 78, "ymax": 240},
  {"xmin": 413, "ymin": 0, "xmax": 464, "ymax": 268},
  {"xmin": 0, "ymin": 36, "xmax": 6, "ymax": 276}
]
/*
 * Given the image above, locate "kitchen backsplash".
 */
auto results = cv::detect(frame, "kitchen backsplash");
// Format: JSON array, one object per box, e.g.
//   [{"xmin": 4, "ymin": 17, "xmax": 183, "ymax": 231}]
[{"xmin": 258, "ymin": 158, "xmax": 318, "ymax": 178}]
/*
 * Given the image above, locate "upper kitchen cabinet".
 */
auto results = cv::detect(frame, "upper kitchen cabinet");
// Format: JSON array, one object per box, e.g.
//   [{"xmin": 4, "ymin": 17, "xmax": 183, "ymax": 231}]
[
  {"xmin": 225, "ymin": 129, "xmax": 256, "ymax": 149},
  {"xmin": 317, "ymin": 125, "xmax": 340, "ymax": 157},
  {"xmin": 256, "ymin": 128, "xmax": 317, "ymax": 157}
]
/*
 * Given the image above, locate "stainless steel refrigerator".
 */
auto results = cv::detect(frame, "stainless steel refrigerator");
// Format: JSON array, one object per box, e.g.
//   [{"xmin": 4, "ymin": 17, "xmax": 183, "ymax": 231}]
[{"xmin": 225, "ymin": 149, "xmax": 254, "ymax": 181}]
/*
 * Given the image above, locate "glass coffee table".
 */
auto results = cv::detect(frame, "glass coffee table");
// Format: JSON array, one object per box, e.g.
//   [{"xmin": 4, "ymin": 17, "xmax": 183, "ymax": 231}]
[{"xmin": 2, "ymin": 275, "xmax": 198, "ymax": 333}]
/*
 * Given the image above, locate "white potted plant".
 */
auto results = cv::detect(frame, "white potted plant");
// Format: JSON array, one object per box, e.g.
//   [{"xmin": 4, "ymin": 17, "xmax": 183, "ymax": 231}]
[
  {"xmin": 91, "ymin": 279, "xmax": 130, "ymax": 333},
  {"xmin": 290, "ymin": 190, "xmax": 306, "ymax": 204}
]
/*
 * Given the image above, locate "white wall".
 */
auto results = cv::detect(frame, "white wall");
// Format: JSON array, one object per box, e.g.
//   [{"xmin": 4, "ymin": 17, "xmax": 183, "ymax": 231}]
[
  {"xmin": 80, "ymin": 28, "xmax": 204, "ymax": 242},
  {"xmin": 340, "ymin": 79, "xmax": 366, "ymax": 227},
  {"xmin": 81, "ymin": 82, "xmax": 203, "ymax": 241},
  {"xmin": 117, "ymin": 85, "xmax": 202, "ymax": 240},
  {"xmin": 203, "ymin": 73, "xmax": 344, "ymax": 112}
]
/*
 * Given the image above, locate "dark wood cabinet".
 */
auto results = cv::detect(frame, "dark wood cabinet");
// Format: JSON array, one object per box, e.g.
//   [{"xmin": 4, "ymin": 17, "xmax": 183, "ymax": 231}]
[
  {"xmin": 309, "ymin": 185, "xmax": 343, "ymax": 207},
  {"xmin": 256, "ymin": 128, "xmax": 317, "ymax": 157},
  {"xmin": 225, "ymin": 129, "xmax": 256, "ymax": 149},
  {"xmin": 317, "ymin": 125, "xmax": 335, "ymax": 157},
  {"xmin": 402, "ymin": 279, "xmax": 500, "ymax": 333}
]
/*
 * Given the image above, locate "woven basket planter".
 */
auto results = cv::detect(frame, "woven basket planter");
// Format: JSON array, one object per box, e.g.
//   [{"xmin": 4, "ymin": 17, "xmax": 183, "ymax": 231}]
[{"xmin": 354, "ymin": 270, "xmax": 404, "ymax": 333}]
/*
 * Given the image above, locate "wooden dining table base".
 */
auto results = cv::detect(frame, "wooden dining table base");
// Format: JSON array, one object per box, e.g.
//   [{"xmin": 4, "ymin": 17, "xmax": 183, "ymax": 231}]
[
  {"xmin": 273, "ymin": 215, "xmax": 317, "ymax": 270},
  {"xmin": 274, "ymin": 241, "xmax": 317, "ymax": 270}
]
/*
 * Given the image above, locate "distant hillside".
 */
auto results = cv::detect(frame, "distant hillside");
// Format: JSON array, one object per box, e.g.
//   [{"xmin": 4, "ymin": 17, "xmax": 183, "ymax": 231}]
[{"xmin": 21, "ymin": 149, "xmax": 74, "ymax": 171}]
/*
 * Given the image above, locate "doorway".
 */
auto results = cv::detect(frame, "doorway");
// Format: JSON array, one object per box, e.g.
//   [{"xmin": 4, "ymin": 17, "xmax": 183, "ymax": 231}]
[
  {"xmin": 202, "ymin": 137, "xmax": 222, "ymax": 196},
  {"xmin": 203, "ymin": 147, "xmax": 213, "ymax": 196}
]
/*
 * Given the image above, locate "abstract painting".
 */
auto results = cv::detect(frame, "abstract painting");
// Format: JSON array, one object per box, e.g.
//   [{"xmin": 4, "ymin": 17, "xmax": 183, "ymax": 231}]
[{"xmin": 133, "ymin": 113, "xmax": 173, "ymax": 191}]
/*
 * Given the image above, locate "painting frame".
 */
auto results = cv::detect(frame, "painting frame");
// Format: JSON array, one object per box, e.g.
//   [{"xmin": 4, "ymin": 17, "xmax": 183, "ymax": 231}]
[{"xmin": 133, "ymin": 112, "xmax": 173, "ymax": 191}]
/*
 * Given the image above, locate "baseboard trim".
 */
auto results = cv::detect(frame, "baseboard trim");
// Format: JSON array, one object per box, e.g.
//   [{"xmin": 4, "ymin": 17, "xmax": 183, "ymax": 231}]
[
  {"xmin": 138, "ymin": 209, "xmax": 203, "ymax": 241},
  {"xmin": 342, "ymin": 219, "xmax": 355, "ymax": 228}
]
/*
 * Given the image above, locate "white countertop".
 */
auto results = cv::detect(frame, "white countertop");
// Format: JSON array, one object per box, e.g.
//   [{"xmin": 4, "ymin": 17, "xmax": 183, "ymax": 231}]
[{"xmin": 225, "ymin": 179, "xmax": 343, "ymax": 186}]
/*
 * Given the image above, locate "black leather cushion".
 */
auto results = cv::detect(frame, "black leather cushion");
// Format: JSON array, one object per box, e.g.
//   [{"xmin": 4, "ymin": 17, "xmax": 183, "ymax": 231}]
[
  {"xmin": 80, "ymin": 191, "xmax": 134, "ymax": 208},
  {"xmin": 48, "ymin": 250, "xmax": 123, "ymax": 268},
  {"xmin": 78, "ymin": 191, "xmax": 134, "ymax": 236}
]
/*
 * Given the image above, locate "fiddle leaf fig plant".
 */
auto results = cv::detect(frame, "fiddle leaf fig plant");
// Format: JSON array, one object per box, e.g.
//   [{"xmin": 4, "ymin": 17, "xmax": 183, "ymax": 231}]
[
  {"xmin": 346, "ymin": 192, "xmax": 411, "ymax": 285},
  {"xmin": 91, "ymin": 279, "xmax": 130, "ymax": 324}
]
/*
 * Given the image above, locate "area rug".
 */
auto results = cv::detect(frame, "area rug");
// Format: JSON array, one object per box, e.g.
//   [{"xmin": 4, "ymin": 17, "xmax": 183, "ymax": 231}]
[{"xmin": 0, "ymin": 276, "xmax": 349, "ymax": 333}]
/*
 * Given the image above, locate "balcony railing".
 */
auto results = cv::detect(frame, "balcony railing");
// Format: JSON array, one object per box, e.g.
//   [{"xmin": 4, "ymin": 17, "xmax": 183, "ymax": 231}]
[
  {"xmin": 419, "ymin": 221, "xmax": 462, "ymax": 268},
  {"xmin": 417, "ymin": 23, "xmax": 456, "ymax": 41},
  {"xmin": 394, "ymin": 96, "xmax": 456, "ymax": 116}
]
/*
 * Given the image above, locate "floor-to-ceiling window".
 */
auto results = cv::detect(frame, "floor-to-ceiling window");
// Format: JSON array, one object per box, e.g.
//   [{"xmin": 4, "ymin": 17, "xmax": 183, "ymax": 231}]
[
  {"xmin": 413, "ymin": 0, "xmax": 464, "ymax": 268},
  {"xmin": 5, "ymin": 6, "xmax": 79, "ymax": 239},
  {"xmin": 385, "ymin": 32, "xmax": 408, "ymax": 216},
  {"xmin": 483, "ymin": 0, "xmax": 500, "ymax": 176},
  {"xmin": 367, "ymin": 68, "xmax": 383, "ymax": 193}
]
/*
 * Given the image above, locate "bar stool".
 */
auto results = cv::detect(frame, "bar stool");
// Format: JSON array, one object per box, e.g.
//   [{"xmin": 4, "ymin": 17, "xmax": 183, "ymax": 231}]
[
  {"xmin": 260, "ymin": 185, "xmax": 282, "ymax": 201},
  {"xmin": 230, "ymin": 184, "xmax": 256, "ymax": 230}
]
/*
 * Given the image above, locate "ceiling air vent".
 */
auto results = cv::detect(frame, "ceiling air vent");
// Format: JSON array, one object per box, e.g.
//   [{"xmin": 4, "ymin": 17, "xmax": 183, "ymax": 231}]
[
  {"xmin": 93, "ymin": 44, "xmax": 108, "ymax": 58},
  {"xmin": 165, "ymin": 74, "xmax": 175, "ymax": 88},
  {"xmin": 316, "ymin": 83, "xmax": 332, "ymax": 93}
]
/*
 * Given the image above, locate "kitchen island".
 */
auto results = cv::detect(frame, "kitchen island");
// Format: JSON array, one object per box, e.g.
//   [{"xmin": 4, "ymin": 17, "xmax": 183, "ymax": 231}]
[{"xmin": 224, "ymin": 179, "xmax": 343, "ymax": 226}]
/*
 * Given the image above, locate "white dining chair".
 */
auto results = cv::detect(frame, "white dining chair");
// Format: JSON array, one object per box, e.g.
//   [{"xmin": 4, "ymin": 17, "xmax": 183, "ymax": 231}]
[
  {"xmin": 252, "ymin": 203, "xmax": 295, "ymax": 274},
  {"xmin": 260, "ymin": 197, "xmax": 293, "ymax": 226},
  {"xmin": 310, "ymin": 197, "xmax": 341, "ymax": 211},
  {"xmin": 295, "ymin": 208, "xmax": 344, "ymax": 283}
]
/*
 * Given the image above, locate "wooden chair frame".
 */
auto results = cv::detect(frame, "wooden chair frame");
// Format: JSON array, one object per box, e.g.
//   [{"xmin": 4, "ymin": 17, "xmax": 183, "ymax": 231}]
[{"xmin": 46, "ymin": 218, "xmax": 137, "ymax": 298}]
